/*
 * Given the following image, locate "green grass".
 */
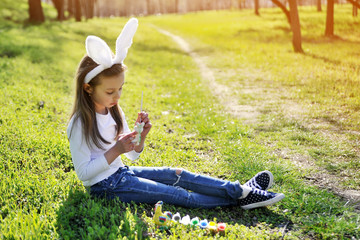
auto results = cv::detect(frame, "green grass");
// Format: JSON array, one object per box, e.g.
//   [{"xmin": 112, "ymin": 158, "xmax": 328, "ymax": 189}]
[
  {"xmin": 0, "ymin": 1, "xmax": 360, "ymax": 239},
  {"xmin": 146, "ymin": 5, "xmax": 360, "ymax": 190}
]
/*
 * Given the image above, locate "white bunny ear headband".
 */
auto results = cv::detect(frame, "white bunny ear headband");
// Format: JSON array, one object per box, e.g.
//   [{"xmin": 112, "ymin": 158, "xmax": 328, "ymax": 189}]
[{"xmin": 84, "ymin": 18, "xmax": 138, "ymax": 84}]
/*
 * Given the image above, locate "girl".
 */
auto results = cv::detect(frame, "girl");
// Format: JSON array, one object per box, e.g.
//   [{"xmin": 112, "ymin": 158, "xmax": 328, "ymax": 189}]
[{"xmin": 67, "ymin": 18, "xmax": 285, "ymax": 210}]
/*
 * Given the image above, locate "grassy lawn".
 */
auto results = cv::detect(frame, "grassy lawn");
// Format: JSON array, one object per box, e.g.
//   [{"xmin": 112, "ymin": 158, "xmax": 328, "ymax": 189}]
[
  {"xmin": 146, "ymin": 5, "xmax": 360, "ymax": 191},
  {"xmin": 0, "ymin": 1, "xmax": 359, "ymax": 239}
]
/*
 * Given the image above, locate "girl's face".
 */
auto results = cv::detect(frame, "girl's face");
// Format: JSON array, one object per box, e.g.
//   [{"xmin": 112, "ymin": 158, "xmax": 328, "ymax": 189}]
[{"xmin": 85, "ymin": 72, "xmax": 125, "ymax": 114}]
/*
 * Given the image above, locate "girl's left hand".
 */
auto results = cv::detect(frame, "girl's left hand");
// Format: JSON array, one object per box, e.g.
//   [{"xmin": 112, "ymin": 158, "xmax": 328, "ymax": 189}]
[{"xmin": 136, "ymin": 112, "xmax": 152, "ymax": 140}]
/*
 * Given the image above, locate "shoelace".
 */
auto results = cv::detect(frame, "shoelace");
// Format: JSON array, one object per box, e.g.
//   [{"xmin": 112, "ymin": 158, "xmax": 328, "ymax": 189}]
[
  {"xmin": 248, "ymin": 178, "xmax": 261, "ymax": 189},
  {"xmin": 252, "ymin": 188, "xmax": 267, "ymax": 196}
]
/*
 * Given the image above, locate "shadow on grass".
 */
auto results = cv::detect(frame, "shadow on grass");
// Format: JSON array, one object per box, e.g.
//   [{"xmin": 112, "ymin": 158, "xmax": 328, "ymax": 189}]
[
  {"xmin": 0, "ymin": 39, "xmax": 57, "ymax": 63},
  {"xmin": 304, "ymin": 50, "xmax": 360, "ymax": 73},
  {"xmin": 56, "ymin": 189, "xmax": 149, "ymax": 240},
  {"xmin": 303, "ymin": 34, "xmax": 360, "ymax": 45},
  {"xmin": 234, "ymin": 28, "xmax": 292, "ymax": 44},
  {"xmin": 56, "ymin": 188, "xmax": 292, "ymax": 239},
  {"xmin": 0, "ymin": 23, "xmax": 68, "ymax": 64}
]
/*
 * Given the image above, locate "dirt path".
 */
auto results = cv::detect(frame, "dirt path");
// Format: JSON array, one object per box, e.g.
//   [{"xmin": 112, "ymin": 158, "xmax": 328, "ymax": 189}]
[
  {"xmin": 156, "ymin": 28, "xmax": 260, "ymax": 122},
  {"xmin": 155, "ymin": 27, "xmax": 360, "ymax": 210}
]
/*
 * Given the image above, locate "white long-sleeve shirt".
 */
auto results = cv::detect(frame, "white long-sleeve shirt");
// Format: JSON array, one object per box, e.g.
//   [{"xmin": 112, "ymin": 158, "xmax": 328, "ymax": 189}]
[{"xmin": 67, "ymin": 107, "xmax": 140, "ymax": 186}]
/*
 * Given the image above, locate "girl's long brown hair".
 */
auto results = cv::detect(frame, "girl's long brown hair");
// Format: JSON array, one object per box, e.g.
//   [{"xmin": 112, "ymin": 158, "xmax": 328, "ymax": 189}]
[{"xmin": 69, "ymin": 55, "xmax": 125, "ymax": 150}]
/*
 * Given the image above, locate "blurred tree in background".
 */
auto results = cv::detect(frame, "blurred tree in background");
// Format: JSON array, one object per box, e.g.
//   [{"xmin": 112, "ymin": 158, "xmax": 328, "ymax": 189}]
[
  {"xmin": 26, "ymin": 0, "xmax": 357, "ymax": 53},
  {"xmin": 325, "ymin": 0, "xmax": 334, "ymax": 36},
  {"xmin": 28, "ymin": 0, "xmax": 45, "ymax": 22},
  {"xmin": 32, "ymin": 0, "xmax": 358, "ymax": 22}
]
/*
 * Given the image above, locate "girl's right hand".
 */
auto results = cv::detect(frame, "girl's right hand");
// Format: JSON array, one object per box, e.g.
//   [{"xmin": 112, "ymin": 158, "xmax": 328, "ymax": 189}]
[{"xmin": 116, "ymin": 132, "xmax": 137, "ymax": 154}]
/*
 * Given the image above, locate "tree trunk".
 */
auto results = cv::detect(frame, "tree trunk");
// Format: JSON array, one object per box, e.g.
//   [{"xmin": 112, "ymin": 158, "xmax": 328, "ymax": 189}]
[
  {"xmin": 80, "ymin": 0, "xmax": 88, "ymax": 19},
  {"xmin": 74, "ymin": 0, "xmax": 81, "ymax": 21},
  {"xmin": 85, "ymin": 0, "xmax": 94, "ymax": 19},
  {"xmin": 325, "ymin": 0, "xmax": 334, "ymax": 37},
  {"xmin": 146, "ymin": 0, "xmax": 151, "ymax": 15},
  {"xmin": 347, "ymin": 0, "xmax": 360, "ymax": 8},
  {"xmin": 271, "ymin": 0, "xmax": 291, "ymax": 23},
  {"xmin": 28, "ymin": 0, "xmax": 45, "ymax": 22},
  {"xmin": 89, "ymin": 0, "xmax": 95, "ymax": 18},
  {"xmin": 255, "ymin": 0, "xmax": 260, "ymax": 15},
  {"xmin": 160, "ymin": 0, "xmax": 166, "ymax": 14},
  {"xmin": 125, "ymin": 0, "xmax": 132, "ymax": 16},
  {"xmin": 353, "ymin": 0, "xmax": 358, "ymax": 16},
  {"xmin": 68, "ymin": 0, "xmax": 74, "ymax": 18},
  {"xmin": 52, "ymin": 0, "xmax": 65, "ymax": 21},
  {"xmin": 175, "ymin": 0, "xmax": 179, "ymax": 13},
  {"xmin": 317, "ymin": 0, "xmax": 322, "ymax": 11},
  {"xmin": 288, "ymin": 0, "xmax": 303, "ymax": 53},
  {"xmin": 238, "ymin": 0, "xmax": 242, "ymax": 9},
  {"xmin": 94, "ymin": 0, "xmax": 99, "ymax": 17}
]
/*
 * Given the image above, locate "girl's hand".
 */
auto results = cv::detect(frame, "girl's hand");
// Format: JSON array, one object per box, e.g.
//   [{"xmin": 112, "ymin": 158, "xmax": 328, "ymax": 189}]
[
  {"xmin": 116, "ymin": 132, "xmax": 137, "ymax": 154},
  {"xmin": 136, "ymin": 112, "xmax": 152, "ymax": 140}
]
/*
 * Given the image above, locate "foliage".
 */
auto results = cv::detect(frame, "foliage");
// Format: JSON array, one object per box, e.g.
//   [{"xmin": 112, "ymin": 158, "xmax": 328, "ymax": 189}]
[{"xmin": 0, "ymin": 3, "xmax": 359, "ymax": 240}]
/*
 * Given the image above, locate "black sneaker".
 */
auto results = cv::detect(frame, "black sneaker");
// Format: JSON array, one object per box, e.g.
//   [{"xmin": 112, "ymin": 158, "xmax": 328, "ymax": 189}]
[
  {"xmin": 244, "ymin": 170, "xmax": 274, "ymax": 191},
  {"xmin": 238, "ymin": 188, "xmax": 285, "ymax": 210}
]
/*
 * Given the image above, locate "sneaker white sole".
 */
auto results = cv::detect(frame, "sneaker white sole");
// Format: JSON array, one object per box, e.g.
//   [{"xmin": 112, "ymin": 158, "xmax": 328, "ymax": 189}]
[{"xmin": 240, "ymin": 193, "xmax": 285, "ymax": 210}]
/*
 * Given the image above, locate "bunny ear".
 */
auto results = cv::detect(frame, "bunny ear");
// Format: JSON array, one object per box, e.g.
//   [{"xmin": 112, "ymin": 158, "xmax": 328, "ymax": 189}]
[
  {"xmin": 114, "ymin": 18, "xmax": 138, "ymax": 63},
  {"xmin": 86, "ymin": 36, "xmax": 113, "ymax": 67},
  {"xmin": 83, "ymin": 19, "xmax": 138, "ymax": 83}
]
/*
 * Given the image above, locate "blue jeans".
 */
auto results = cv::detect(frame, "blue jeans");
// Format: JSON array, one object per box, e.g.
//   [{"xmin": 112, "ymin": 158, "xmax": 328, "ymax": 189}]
[{"xmin": 90, "ymin": 166, "xmax": 243, "ymax": 209}]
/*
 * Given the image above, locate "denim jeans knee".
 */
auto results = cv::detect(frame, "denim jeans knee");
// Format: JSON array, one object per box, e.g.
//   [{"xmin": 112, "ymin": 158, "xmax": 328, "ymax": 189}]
[
  {"xmin": 90, "ymin": 167, "xmax": 133, "ymax": 199},
  {"xmin": 173, "ymin": 168, "xmax": 183, "ymax": 186}
]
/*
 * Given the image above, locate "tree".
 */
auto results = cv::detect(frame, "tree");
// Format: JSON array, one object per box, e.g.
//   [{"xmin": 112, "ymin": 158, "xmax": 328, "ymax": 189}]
[
  {"xmin": 146, "ymin": 0, "xmax": 152, "ymax": 15},
  {"xmin": 238, "ymin": 0, "xmax": 244, "ymax": 9},
  {"xmin": 271, "ymin": 0, "xmax": 291, "ymax": 23},
  {"xmin": 325, "ymin": 0, "xmax": 334, "ymax": 37},
  {"xmin": 83, "ymin": 0, "xmax": 95, "ymax": 19},
  {"xmin": 89, "ymin": 0, "xmax": 95, "ymax": 18},
  {"xmin": 347, "ymin": 0, "xmax": 360, "ymax": 8},
  {"xmin": 270, "ymin": 0, "xmax": 303, "ymax": 53},
  {"xmin": 68, "ymin": 0, "xmax": 74, "ymax": 18},
  {"xmin": 317, "ymin": 0, "xmax": 322, "ymax": 11},
  {"xmin": 28, "ymin": 0, "xmax": 45, "ymax": 22},
  {"xmin": 353, "ymin": 0, "xmax": 358, "ymax": 16},
  {"xmin": 324, "ymin": 0, "xmax": 360, "ymax": 36},
  {"xmin": 347, "ymin": 0, "xmax": 360, "ymax": 16},
  {"xmin": 289, "ymin": 0, "xmax": 303, "ymax": 53},
  {"xmin": 255, "ymin": 0, "xmax": 260, "ymax": 15},
  {"xmin": 52, "ymin": 0, "xmax": 65, "ymax": 21},
  {"xmin": 94, "ymin": 0, "xmax": 100, "ymax": 17},
  {"xmin": 175, "ymin": 0, "xmax": 179, "ymax": 12},
  {"xmin": 74, "ymin": 0, "xmax": 81, "ymax": 21}
]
